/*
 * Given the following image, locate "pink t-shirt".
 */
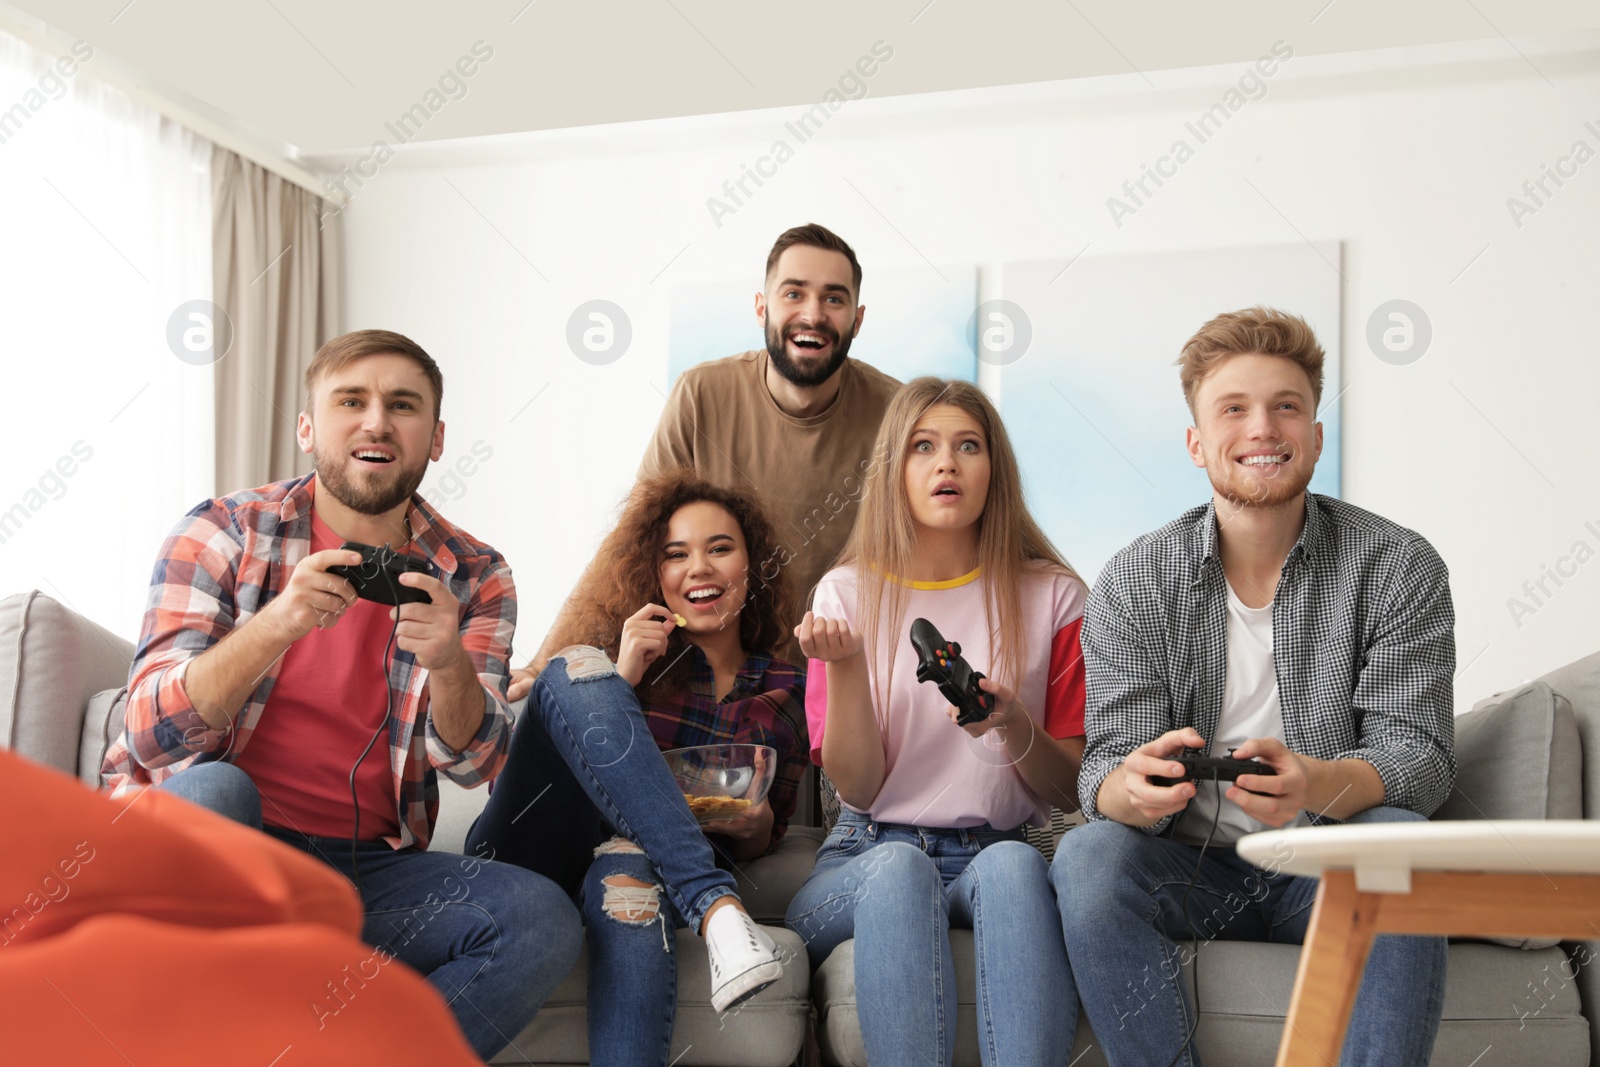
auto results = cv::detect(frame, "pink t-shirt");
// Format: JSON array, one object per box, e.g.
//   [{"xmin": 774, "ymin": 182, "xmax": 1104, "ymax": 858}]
[
  {"xmin": 233, "ymin": 506, "xmax": 403, "ymax": 841},
  {"xmin": 806, "ymin": 561, "xmax": 1087, "ymax": 830}
]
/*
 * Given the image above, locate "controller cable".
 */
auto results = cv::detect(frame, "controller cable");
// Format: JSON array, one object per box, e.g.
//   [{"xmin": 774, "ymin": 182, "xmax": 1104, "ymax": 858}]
[
  {"xmin": 347, "ymin": 542, "xmax": 406, "ymax": 897},
  {"xmin": 1163, "ymin": 769, "xmax": 1224, "ymax": 1067}
]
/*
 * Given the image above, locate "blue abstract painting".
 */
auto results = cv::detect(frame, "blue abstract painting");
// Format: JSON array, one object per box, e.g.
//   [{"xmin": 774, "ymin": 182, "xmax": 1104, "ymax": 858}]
[{"xmin": 998, "ymin": 242, "xmax": 1343, "ymax": 584}]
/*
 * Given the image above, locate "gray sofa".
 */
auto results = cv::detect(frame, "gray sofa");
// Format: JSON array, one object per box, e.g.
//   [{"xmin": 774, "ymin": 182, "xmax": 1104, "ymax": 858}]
[{"xmin": 4, "ymin": 588, "xmax": 1598, "ymax": 1066}]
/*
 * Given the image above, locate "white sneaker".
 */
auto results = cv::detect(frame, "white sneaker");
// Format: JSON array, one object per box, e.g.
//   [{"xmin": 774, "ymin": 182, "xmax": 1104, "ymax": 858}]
[{"xmin": 704, "ymin": 905, "xmax": 783, "ymax": 1012}]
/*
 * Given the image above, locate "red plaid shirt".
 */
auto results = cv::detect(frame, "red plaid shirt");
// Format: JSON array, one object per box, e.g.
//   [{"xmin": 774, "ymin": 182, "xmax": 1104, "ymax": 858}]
[{"xmin": 101, "ymin": 474, "xmax": 518, "ymax": 850}]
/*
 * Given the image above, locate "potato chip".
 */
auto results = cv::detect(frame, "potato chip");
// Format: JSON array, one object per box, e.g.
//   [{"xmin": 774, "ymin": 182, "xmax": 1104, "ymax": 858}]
[{"xmin": 683, "ymin": 794, "xmax": 752, "ymax": 821}]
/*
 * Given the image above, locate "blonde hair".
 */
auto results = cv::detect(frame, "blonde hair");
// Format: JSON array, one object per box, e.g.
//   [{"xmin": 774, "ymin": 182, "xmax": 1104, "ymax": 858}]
[
  {"xmin": 836, "ymin": 378, "xmax": 1075, "ymax": 707},
  {"xmin": 1177, "ymin": 306, "xmax": 1324, "ymax": 418}
]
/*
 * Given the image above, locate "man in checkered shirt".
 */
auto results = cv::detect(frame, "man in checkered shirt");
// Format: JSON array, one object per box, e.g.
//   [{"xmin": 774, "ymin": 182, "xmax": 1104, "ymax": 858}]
[
  {"xmin": 1051, "ymin": 307, "xmax": 1454, "ymax": 1067},
  {"xmin": 101, "ymin": 330, "xmax": 581, "ymax": 1060}
]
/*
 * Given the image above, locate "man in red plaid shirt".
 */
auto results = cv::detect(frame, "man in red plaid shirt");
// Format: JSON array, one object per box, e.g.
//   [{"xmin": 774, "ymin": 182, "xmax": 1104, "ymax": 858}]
[{"xmin": 102, "ymin": 329, "xmax": 579, "ymax": 1060}]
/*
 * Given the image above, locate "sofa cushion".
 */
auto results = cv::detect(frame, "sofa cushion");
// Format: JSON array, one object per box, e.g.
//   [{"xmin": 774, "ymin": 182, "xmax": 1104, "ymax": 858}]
[
  {"xmin": 1473, "ymin": 651, "xmax": 1600, "ymax": 814},
  {"xmin": 80, "ymin": 686, "xmax": 127, "ymax": 789},
  {"xmin": 1190, "ymin": 940, "xmax": 1588, "ymax": 1067},
  {"xmin": 1532, "ymin": 649, "xmax": 1600, "ymax": 818},
  {"xmin": 430, "ymin": 775, "xmax": 489, "ymax": 857},
  {"xmin": 1436, "ymin": 681, "xmax": 1582, "ymax": 949},
  {"xmin": 736, "ymin": 825, "xmax": 823, "ymax": 924},
  {"xmin": 1435, "ymin": 681, "xmax": 1582, "ymax": 822},
  {"xmin": 1528, "ymin": 649, "xmax": 1600, "ymax": 1063},
  {"xmin": 0, "ymin": 591, "xmax": 134, "ymax": 776}
]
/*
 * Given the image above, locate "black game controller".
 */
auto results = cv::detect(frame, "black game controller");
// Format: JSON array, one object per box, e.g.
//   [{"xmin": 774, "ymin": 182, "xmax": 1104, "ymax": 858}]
[
  {"xmin": 328, "ymin": 542, "xmax": 432, "ymax": 606},
  {"xmin": 910, "ymin": 618, "xmax": 995, "ymax": 726},
  {"xmin": 1149, "ymin": 749, "xmax": 1277, "ymax": 791}
]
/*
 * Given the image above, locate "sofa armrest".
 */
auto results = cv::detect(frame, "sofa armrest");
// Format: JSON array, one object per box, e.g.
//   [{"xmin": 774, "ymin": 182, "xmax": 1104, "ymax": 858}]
[{"xmin": 0, "ymin": 591, "xmax": 134, "ymax": 777}]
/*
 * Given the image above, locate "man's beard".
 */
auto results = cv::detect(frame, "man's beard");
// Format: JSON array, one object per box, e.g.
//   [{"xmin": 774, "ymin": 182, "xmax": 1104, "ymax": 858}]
[
  {"xmin": 314, "ymin": 439, "xmax": 427, "ymax": 518},
  {"xmin": 1209, "ymin": 451, "xmax": 1314, "ymax": 514},
  {"xmin": 765, "ymin": 316, "xmax": 852, "ymax": 387}
]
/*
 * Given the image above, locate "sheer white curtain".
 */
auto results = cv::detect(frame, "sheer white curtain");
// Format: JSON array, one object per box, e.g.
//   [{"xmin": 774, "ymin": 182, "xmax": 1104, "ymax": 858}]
[{"xmin": 0, "ymin": 29, "xmax": 213, "ymax": 642}]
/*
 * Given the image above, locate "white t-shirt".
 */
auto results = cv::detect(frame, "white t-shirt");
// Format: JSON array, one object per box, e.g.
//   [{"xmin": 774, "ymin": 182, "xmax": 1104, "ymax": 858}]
[
  {"xmin": 1175, "ymin": 582, "xmax": 1311, "ymax": 845},
  {"xmin": 806, "ymin": 561, "xmax": 1087, "ymax": 830}
]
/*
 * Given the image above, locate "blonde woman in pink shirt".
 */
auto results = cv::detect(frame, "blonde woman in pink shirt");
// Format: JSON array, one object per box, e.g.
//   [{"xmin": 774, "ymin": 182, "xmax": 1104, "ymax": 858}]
[{"xmin": 787, "ymin": 377, "xmax": 1088, "ymax": 1066}]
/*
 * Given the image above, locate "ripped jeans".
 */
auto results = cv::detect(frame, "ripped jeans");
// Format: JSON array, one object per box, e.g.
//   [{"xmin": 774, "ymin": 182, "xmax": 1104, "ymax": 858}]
[
  {"xmin": 583, "ymin": 837, "xmax": 689, "ymax": 1064},
  {"xmin": 466, "ymin": 648, "xmax": 738, "ymax": 1066}
]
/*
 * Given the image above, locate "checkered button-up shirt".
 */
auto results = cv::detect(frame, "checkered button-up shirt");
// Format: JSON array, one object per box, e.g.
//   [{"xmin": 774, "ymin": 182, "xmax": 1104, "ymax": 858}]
[
  {"xmin": 101, "ymin": 474, "xmax": 518, "ymax": 851},
  {"xmin": 1078, "ymin": 493, "xmax": 1456, "ymax": 835}
]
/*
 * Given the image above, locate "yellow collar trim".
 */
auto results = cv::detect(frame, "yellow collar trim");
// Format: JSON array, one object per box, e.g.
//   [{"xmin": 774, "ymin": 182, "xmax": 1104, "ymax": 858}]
[{"xmin": 884, "ymin": 565, "xmax": 983, "ymax": 590}]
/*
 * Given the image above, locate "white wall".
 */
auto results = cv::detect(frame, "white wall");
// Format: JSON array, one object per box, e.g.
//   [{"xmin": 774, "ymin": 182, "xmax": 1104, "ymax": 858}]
[{"xmin": 332, "ymin": 36, "xmax": 1600, "ymax": 708}]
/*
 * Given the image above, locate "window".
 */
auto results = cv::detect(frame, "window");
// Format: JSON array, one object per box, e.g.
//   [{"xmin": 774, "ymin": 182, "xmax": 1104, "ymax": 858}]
[{"xmin": 0, "ymin": 29, "xmax": 214, "ymax": 639}]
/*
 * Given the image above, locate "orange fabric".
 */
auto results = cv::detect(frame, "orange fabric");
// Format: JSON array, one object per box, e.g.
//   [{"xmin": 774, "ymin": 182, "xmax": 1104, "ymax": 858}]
[
  {"xmin": 0, "ymin": 748, "xmax": 477, "ymax": 1062},
  {"xmin": 1, "ymin": 748, "xmax": 359, "ymax": 947},
  {"xmin": 0, "ymin": 913, "xmax": 478, "ymax": 1065}
]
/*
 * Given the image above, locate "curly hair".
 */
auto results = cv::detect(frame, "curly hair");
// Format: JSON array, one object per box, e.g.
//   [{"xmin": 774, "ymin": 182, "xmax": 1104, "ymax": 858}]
[{"xmin": 546, "ymin": 470, "xmax": 794, "ymax": 702}]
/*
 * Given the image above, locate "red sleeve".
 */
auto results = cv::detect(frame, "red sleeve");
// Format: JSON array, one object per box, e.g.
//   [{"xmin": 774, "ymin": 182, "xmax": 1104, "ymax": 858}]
[
  {"xmin": 1043, "ymin": 616, "xmax": 1086, "ymax": 739},
  {"xmin": 804, "ymin": 658, "xmax": 828, "ymax": 765}
]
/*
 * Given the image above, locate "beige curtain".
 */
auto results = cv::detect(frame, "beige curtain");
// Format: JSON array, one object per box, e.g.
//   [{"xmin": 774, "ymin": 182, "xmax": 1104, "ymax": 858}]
[{"xmin": 211, "ymin": 146, "xmax": 341, "ymax": 493}]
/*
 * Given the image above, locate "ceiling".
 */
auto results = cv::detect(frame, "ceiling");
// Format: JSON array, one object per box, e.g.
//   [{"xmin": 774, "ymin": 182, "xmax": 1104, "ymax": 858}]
[{"xmin": 6, "ymin": 0, "xmax": 1599, "ymax": 159}]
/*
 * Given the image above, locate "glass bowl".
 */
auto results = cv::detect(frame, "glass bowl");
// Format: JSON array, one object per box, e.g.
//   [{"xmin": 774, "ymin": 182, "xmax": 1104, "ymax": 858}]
[{"xmin": 662, "ymin": 744, "xmax": 776, "ymax": 825}]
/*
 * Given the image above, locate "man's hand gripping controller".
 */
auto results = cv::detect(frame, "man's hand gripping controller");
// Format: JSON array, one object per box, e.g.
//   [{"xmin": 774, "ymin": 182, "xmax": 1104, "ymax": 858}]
[
  {"xmin": 328, "ymin": 542, "xmax": 431, "ymax": 606},
  {"xmin": 910, "ymin": 618, "xmax": 994, "ymax": 726}
]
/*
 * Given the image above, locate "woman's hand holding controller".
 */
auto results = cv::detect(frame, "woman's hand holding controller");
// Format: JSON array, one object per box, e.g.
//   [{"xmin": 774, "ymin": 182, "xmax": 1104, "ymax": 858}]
[{"xmin": 944, "ymin": 675, "xmax": 1024, "ymax": 738}]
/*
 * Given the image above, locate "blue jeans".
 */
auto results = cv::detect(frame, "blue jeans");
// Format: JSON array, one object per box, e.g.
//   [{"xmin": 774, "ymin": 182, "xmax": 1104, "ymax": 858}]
[
  {"xmin": 581, "ymin": 844, "xmax": 687, "ymax": 1065},
  {"xmin": 1051, "ymin": 806, "xmax": 1448, "ymax": 1067},
  {"xmin": 786, "ymin": 810, "xmax": 1077, "ymax": 1067},
  {"xmin": 158, "ymin": 760, "xmax": 582, "ymax": 1062},
  {"xmin": 465, "ymin": 649, "xmax": 740, "ymax": 1066}
]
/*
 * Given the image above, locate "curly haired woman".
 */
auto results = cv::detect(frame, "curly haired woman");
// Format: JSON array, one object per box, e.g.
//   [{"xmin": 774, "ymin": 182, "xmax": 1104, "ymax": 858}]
[{"xmin": 466, "ymin": 469, "xmax": 808, "ymax": 1065}]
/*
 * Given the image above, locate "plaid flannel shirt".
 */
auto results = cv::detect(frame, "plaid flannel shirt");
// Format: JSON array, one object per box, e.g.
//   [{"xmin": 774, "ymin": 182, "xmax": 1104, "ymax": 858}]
[
  {"xmin": 101, "ymin": 474, "xmax": 518, "ymax": 851},
  {"xmin": 1079, "ymin": 493, "xmax": 1456, "ymax": 834},
  {"xmin": 642, "ymin": 647, "xmax": 808, "ymax": 852}
]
